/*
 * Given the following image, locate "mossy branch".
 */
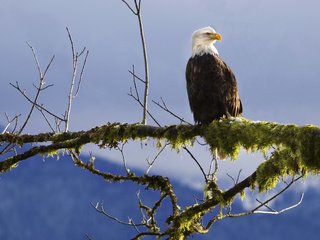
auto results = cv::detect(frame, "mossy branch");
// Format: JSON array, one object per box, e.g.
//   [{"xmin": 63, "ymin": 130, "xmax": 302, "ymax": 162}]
[
  {"xmin": 1, "ymin": 118, "xmax": 319, "ymax": 238},
  {"xmin": 1, "ymin": 118, "xmax": 320, "ymax": 191}
]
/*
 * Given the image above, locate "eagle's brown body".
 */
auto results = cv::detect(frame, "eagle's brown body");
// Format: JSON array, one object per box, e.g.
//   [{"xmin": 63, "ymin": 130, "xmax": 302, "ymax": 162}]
[{"xmin": 186, "ymin": 53, "xmax": 242, "ymax": 125}]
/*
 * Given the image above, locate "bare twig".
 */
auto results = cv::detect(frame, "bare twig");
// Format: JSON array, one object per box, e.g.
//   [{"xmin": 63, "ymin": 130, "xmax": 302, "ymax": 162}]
[
  {"xmin": 183, "ymin": 146, "xmax": 207, "ymax": 182},
  {"xmin": 136, "ymin": 190, "xmax": 166, "ymax": 233},
  {"xmin": 91, "ymin": 202, "xmax": 145, "ymax": 227},
  {"xmin": 227, "ymin": 169, "xmax": 242, "ymax": 186},
  {"xmin": 130, "ymin": 65, "xmax": 141, "ymax": 101},
  {"xmin": 152, "ymin": 98, "xmax": 192, "ymax": 125},
  {"xmin": 69, "ymin": 147, "xmax": 179, "ymax": 219},
  {"xmin": 38, "ymin": 105, "xmax": 55, "ymax": 132},
  {"xmin": 128, "ymin": 218, "xmax": 141, "ymax": 234},
  {"xmin": 255, "ymin": 198, "xmax": 277, "ymax": 212},
  {"xmin": 250, "ymin": 176, "xmax": 303, "ymax": 214},
  {"xmin": 136, "ymin": 191, "xmax": 148, "ymax": 225},
  {"xmin": 145, "ymin": 143, "xmax": 168, "ymax": 175},
  {"xmin": 236, "ymin": 169, "xmax": 242, "ymax": 185},
  {"xmin": 2, "ymin": 113, "xmax": 21, "ymax": 134},
  {"xmin": 26, "ymin": 42, "xmax": 42, "ymax": 79},
  {"xmin": 207, "ymin": 152, "xmax": 219, "ymax": 181},
  {"xmin": 121, "ymin": 0, "xmax": 137, "ymax": 15},
  {"xmin": 65, "ymin": 27, "xmax": 76, "ymax": 132},
  {"xmin": 122, "ymin": 0, "xmax": 149, "ymax": 125},
  {"xmin": 43, "ymin": 55, "xmax": 55, "ymax": 77},
  {"xmin": 128, "ymin": 90, "xmax": 161, "ymax": 127},
  {"xmin": 204, "ymin": 176, "xmax": 303, "ymax": 231},
  {"xmin": 129, "ymin": 65, "xmax": 145, "ymax": 84},
  {"xmin": 254, "ymin": 193, "xmax": 304, "ymax": 215},
  {"xmin": 136, "ymin": 192, "xmax": 153, "ymax": 226},
  {"xmin": 136, "ymin": 2, "xmax": 149, "ymax": 125},
  {"xmin": 19, "ymin": 43, "xmax": 52, "ymax": 134},
  {"xmin": 10, "ymin": 82, "xmax": 65, "ymax": 122},
  {"xmin": 64, "ymin": 27, "xmax": 88, "ymax": 132},
  {"xmin": 116, "ymin": 143, "xmax": 131, "ymax": 175},
  {"xmin": 1, "ymin": 44, "xmax": 54, "ymax": 155},
  {"xmin": 75, "ymin": 49, "xmax": 89, "ymax": 96},
  {"xmin": 54, "ymin": 117, "xmax": 62, "ymax": 132}
]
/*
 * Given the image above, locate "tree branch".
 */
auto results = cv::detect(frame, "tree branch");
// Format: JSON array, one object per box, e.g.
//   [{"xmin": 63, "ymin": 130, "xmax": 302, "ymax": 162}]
[
  {"xmin": 0, "ymin": 117, "xmax": 318, "ymax": 238},
  {"xmin": 152, "ymin": 98, "xmax": 192, "ymax": 125},
  {"xmin": 122, "ymin": 0, "xmax": 149, "ymax": 125},
  {"xmin": 9, "ymin": 82, "xmax": 65, "ymax": 122},
  {"xmin": 65, "ymin": 27, "xmax": 88, "ymax": 132}
]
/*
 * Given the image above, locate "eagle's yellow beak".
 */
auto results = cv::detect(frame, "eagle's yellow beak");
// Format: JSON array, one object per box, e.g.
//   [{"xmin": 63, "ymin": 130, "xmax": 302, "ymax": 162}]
[{"xmin": 212, "ymin": 33, "xmax": 222, "ymax": 41}]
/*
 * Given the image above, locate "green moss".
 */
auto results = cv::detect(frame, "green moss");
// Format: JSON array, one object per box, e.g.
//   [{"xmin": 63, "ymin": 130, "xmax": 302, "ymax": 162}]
[
  {"xmin": 27, "ymin": 119, "xmax": 320, "ymax": 195},
  {"xmin": 203, "ymin": 118, "xmax": 320, "ymax": 191},
  {"xmin": 46, "ymin": 149, "xmax": 60, "ymax": 158},
  {"xmin": 239, "ymin": 190, "xmax": 245, "ymax": 200},
  {"xmin": 171, "ymin": 203, "xmax": 204, "ymax": 239},
  {"xmin": 158, "ymin": 125, "xmax": 196, "ymax": 149}
]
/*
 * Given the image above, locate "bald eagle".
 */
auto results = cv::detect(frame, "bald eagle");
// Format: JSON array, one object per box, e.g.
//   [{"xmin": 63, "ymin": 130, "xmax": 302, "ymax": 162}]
[{"xmin": 186, "ymin": 26, "xmax": 242, "ymax": 125}]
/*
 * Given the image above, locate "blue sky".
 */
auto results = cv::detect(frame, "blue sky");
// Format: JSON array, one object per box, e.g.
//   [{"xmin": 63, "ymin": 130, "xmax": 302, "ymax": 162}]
[{"xmin": 1, "ymin": 0, "xmax": 320, "ymax": 188}]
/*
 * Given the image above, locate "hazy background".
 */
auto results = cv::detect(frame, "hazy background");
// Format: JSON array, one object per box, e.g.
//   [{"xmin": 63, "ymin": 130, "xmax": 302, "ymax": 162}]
[{"xmin": 1, "ymin": 0, "xmax": 320, "ymax": 228}]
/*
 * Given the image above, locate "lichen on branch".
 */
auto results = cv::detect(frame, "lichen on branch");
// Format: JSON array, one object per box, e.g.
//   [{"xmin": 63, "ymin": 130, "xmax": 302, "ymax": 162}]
[
  {"xmin": 1, "ymin": 118, "xmax": 320, "ymax": 192},
  {"xmin": 204, "ymin": 118, "xmax": 320, "ymax": 191}
]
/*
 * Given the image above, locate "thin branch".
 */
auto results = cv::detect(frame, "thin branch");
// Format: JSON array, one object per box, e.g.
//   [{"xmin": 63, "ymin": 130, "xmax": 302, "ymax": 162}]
[
  {"xmin": 152, "ymin": 98, "xmax": 192, "ymax": 125},
  {"xmin": 207, "ymin": 151, "xmax": 219, "ymax": 181},
  {"xmin": 130, "ymin": 65, "xmax": 141, "ymax": 101},
  {"xmin": 183, "ymin": 146, "xmax": 207, "ymax": 182},
  {"xmin": 254, "ymin": 193, "xmax": 304, "ymax": 215},
  {"xmin": 75, "ymin": 50, "xmax": 89, "ymax": 96},
  {"xmin": 122, "ymin": 0, "xmax": 149, "ymax": 125},
  {"xmin": 18, "ymin": 45, "xmax": 45, "ymax": 133},
  {"xmin": 1, "ymin": 43, "xmax": 53, "ymax": 154},
  {"xmin": 116, "ymin": 143, "xmax": 131, "ymax": 175},
  {"xmin": 65, "ymin": 27, "xmax": 77, "ymax": 132},
  {"xmin": 149, "ymin": 193, "xmax": 167, "ymax": 227},
  {"xmin": 91, "ymin": 202, "xmax": 145, "ymax": 227},
  {"xmin": 204, "ymin": 176, "xmax": 303, "ymax": 231},
  {"xmin": 236, "ymin": 169, "xmax": 242, "ymax": 185},
  {"xmin": 78, "ymin": 47, "xmax": 87, "ymax": 57},
  {"xmin": 10, "ymin": 82, "xmax": 65, "ymax": 122},
  {"xmin": 43, "ymin": 55, "xmax": 55, "ymax": 77},
  {"xmin": 128, "ymin": 91, "xmax": 161, "ymax": 127},
  {"xmin": 2, "ymin": 113, "xmax": 20, "ymax": 134},
  {"xmin": 251, "ymin": 176, "xmax": 303, "ymax": 213},
  {"xmin": 136, "ymin": 191, "xmax": 148, "ymax": 225},
  {"xmin": 255, "ymin": 198, "xmax": 277, "ymax": 212},
  {"xmin": 26, "ymin": 42, "xmax": 42, "ymax": 79},
  {"xmin": 37, "ymin": 106, "xmax": 55, "ymax": 132},
  {"xmin": 129, "ymin": 68, "xmax": 145, "ymax": 84},
  {"xmin": 69, "ymin": 148, "xmax": 180, "ymax": 218},
  {"xmin": 64, "ymin": 27, "xmax": 87, "ymax": 132},
  {"xmin": 128, "ymin": 218, "xmax": 141, "ymax": 234},
  {"xmin": 227, "ymin": 169, "xmax": 242, "ymax": 186},
  {"xmin": 136, "ymin": 192, "xmax": 153, "ymax": 227},
  {"xmin": 34, "ymin": 83, "xmax": 54, "ymax": 91},
  {"xmin": 145, "ymin": 143, "xmax": 168, "ymax": 175},
  {"xmin": 121, "ymin": 0, "xmax": 138, "ymax": 15},
  {"xmin": 66, "ymin": 27, "xmax": 75, "ymax": 60}
]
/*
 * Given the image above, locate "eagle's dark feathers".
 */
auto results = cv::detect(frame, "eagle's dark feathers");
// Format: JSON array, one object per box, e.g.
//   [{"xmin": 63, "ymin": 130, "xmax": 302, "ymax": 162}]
[{"xmin": 186, "ymin": 27, "xmax": 242, "ymax": 125}]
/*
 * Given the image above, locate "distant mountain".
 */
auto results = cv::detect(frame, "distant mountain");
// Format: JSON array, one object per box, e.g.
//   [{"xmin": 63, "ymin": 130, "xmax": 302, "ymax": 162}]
[{"xmin": 0, "ymin": 153, "xmax": 319, "ymax": 239}]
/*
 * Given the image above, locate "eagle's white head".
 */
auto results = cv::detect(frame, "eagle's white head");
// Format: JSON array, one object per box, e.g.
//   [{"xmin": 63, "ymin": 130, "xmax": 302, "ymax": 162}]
[{"xmin": 191, "ymin": 26, "xmax": 222, "ymax": 57}]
